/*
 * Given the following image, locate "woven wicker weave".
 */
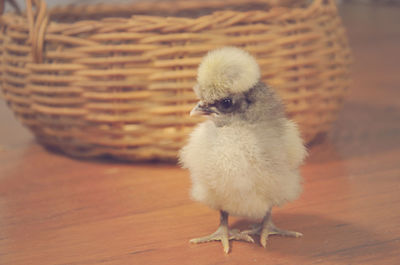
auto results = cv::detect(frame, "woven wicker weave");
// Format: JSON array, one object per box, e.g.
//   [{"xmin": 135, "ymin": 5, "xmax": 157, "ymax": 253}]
[{"xmin": 0, "ymin": 0, "xmax": 351, "ymax": 161}]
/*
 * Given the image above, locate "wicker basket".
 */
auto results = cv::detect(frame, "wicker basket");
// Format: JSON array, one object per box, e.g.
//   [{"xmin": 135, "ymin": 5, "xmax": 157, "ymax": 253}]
[{"xmin": 0, "ymin": 0, "xmax": 351, "ymax": 161}]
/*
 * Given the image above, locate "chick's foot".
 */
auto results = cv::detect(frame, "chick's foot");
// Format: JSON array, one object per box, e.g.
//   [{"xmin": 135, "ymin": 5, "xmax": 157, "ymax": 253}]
[
  {"xmin": 241, "ymin": 211, "xmax": 302, "ymax": 248},
  {"xmin": 189, "ymin": 211, "xmax": 253, "ymax": 253},
  {"xmin": 190, "ymin": 227, "xmax": 254, "ymax": 253}
]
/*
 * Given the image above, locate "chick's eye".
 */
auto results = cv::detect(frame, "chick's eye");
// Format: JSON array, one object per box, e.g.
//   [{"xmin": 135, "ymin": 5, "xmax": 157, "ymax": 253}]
[{"xmin": 219, "ymin": 98, "xmax": 233, "ymax": 109}]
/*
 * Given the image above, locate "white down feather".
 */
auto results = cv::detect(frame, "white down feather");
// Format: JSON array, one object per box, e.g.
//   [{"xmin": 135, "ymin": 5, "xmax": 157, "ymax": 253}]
[
  {"xmin": 195, "ymin": 47, "xmax": 261, "ymax": 102},
  {"xmin": 180, "ymin": 118, "xmax": 305, "ymax": 220}
]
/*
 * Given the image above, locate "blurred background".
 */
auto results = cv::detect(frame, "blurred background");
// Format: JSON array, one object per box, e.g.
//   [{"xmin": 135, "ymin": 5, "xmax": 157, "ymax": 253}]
[
  {"xmin": 1, "ymin": 0, "xmax": 399, "ymax": 159},
  {"xmin": 5, "ymin": 0, "xmax": 400, "ymax": 9},
  {"xmin": 0, "ymin": 1, "xmax": 399, "ymax": 264}
]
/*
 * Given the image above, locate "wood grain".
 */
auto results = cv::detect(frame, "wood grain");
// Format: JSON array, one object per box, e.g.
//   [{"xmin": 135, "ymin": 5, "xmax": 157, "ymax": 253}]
[{"xmin": 0, "ymin": 2, "xmax": 399, "ymax": 265}]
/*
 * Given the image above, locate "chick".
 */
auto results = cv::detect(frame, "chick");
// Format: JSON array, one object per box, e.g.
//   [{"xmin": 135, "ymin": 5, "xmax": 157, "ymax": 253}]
[{"xmin": 179, "ymin": 47, "xmax": 306, "ymax": 253}]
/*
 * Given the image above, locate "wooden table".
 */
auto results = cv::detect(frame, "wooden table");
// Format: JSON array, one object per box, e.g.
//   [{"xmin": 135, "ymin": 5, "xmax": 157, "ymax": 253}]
[{"xmin": 1, "ymin": 3, "xmax": 399, "ymax": 264}]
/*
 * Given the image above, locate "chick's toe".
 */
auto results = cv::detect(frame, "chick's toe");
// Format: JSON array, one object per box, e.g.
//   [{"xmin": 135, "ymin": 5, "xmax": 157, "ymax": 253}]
[
  {"xmin": 190, "ymin": 227, "xmax": 256, "ymax": 253},
  {"xmin": 190, "ymin": 222, "xmax": 230, "ymax": 253},
  {"xmin": 189, "ymin": 211, "xmax": 254, "ymax": 253},
  {"xmin": 229, "ymin": 229, "xmax": 255, "ymax": 243},
  {"xmin": 241, "ymin": 211, "xmax": 302, "ymax": 248}
]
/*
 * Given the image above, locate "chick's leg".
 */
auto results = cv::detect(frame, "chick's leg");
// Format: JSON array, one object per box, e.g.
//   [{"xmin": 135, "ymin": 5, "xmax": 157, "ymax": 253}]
[
  {"xmin": 242, "ymin": 209, "xmax": 302, "ymax": 248},
  {"xmin": 190, "ymin": 210, "xmax": 254, "ymax": 253}
]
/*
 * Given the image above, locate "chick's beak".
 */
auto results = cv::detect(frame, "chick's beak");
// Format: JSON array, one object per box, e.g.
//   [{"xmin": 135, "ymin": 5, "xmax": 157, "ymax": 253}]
[{"xmin": 190, "ymin": 102, "xmax": 214, "ymax": 116}]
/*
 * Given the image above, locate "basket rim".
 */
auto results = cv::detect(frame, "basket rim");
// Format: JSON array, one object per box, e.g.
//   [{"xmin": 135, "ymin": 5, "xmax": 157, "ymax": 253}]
[
  {"xmin": 1, "ymin": 0, "xmax": 334, "ymax": 23},
  {"xmin": 0, "ymin": 0, "xmax": 338, "ymax": 64},
  {"xmin": 47, "ymin": 0, "xmax": 317, "ymax": 19},
  {"xmin": 0, "ymin": 0, "xmax": 340, "ymax": 35}
]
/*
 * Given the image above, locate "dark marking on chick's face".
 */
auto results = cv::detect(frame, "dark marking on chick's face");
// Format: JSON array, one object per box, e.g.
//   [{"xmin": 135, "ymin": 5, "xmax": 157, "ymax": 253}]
[
  {"xmin": 209, "ymin": 81, "xmax": 285, "ymax": 126},
  {"xmin": 216, "ymin": 97, "xmax": 234, "ymax": 113},
  {"xmin": 211, "ymin": 93, "xmax": 255, "ymax": 116},
  {"xmin": 205, "ymin": 85, "xmax": 264, "ymax": 121}
]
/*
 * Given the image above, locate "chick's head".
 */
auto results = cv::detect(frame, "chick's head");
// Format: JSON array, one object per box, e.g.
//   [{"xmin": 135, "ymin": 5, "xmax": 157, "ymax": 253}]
[
  {"xmin": 195, "ymin": 47, "xmax": 260, "ymax": 101},
  {"xmin": 191, "ymin": 47, "xmax": 281, "ymax": 124}
]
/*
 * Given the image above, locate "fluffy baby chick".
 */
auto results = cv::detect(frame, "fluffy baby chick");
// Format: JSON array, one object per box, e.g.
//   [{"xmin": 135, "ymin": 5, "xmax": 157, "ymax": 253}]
[{"xmin": 179, "ymin": 47, "xmax": 307, "ymax": 253}]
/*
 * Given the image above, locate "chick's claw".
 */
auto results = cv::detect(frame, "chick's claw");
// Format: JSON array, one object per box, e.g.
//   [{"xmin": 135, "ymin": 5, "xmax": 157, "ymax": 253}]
[
  {"xmin": 229, "ymin": 229, "xmax": 255, "ymax": 243},
  {"xmin": 190, "ymin": 227, "xmax": 254, "ymax": 254},
  {"xmin": 269, "ymin": 226, "xmax": 303, "ymax": 238},
  {"xmin": 242, "ymin": 221, "xmax": 302, "ymax": 248},
  {"xmin": 189, "ymin": 225, "xmax": 230, "ymax": 253}
]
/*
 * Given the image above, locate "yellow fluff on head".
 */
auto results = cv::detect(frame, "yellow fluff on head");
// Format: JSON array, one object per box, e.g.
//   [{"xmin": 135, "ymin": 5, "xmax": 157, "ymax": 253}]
[{"xmin": 195, "ymin": 47, "xmax": 261, "ymax": 102}]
